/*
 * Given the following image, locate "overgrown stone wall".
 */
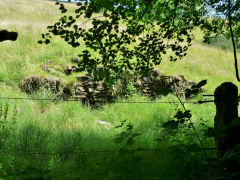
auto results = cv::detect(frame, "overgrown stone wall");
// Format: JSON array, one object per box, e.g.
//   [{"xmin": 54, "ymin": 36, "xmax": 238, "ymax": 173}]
[
  {"xmin": 19, "ymin": 75, "xmax": 62, "ymax": 94},
  {"xmin": 19, "ymin": 69, "xmax": 205, "ymax": 106},
  {"xmin": 73, "ymin": 75, "xmax": 114, "ymax": 104},
  {"xmin": 134, "ymin": 69, "xmax": 203, "ymax": 99}
]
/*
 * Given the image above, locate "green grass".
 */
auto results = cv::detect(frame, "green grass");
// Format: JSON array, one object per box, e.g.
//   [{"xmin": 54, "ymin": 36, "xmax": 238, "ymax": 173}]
[{"xmin": 0, "ymin": 0, "xmax": 238, "ymax": 179}]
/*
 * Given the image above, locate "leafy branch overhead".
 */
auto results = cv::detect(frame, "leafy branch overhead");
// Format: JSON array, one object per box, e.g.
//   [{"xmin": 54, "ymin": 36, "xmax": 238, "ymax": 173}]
[
  {"xmin": 39, "ymin": 0, "xmax": 240, "ymax": 82},
  {"xmin": 201, "ymin": 0, "xmax": 240, "ymax": 81},
  {"xmin": 39, "ymin": 0, "xmax": 203, "ymax": 79}
]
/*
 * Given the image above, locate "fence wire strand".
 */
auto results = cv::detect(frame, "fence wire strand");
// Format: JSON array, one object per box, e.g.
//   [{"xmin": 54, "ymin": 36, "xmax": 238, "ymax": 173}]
[
  {"xmin": 0, "ymin": 96, "xmax": 214, "ymax": 104},
  {"xmin": 0, "ymin": 95, "xmax": 216, "ymax": 157},
  {"xmin": 0, "ymin": 147, "xmax": 217, "ymax": 156}
]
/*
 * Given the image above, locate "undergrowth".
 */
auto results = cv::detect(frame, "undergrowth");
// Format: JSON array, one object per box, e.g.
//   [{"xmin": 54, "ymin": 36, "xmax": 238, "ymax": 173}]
[{"xmin": 0, "ymin": 97, "xmax": 216, "ymax": 179}]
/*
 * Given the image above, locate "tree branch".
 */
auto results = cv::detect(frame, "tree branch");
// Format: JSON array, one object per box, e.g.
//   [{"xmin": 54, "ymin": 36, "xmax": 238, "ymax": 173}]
[{"xmin": 228, "ymin": 0, "xmax": 240, "ymax": 81}]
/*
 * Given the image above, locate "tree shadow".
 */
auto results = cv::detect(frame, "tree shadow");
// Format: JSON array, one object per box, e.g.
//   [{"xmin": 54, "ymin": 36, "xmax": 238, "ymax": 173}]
[{"xmin": 197, "ymin": 35, "xmax": 232, "ymax": 50}]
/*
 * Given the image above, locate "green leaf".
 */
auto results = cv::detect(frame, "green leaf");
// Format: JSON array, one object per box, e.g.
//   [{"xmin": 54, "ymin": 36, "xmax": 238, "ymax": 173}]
[
  {"xmin": 60, "ymin": 16, "xmax": 67, "ymax": 22},
  {"xmin": 126, "ymin": 124, "xmax": 133, "ymax": 131},
  {"xmin": 192, "ymin": 80, "xmax": 207, "ymax": 89},
  {"xmin": 45, "ymin": 39, "xmax": 50, "ymax": 44}
]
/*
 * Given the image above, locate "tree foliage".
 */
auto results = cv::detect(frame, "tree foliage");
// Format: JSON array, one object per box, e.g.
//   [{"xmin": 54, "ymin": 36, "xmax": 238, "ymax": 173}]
[
  {"xmin": 201, "ymin": 0, "xmax": 240, "ymax": 81},
  {"xmin": 39, "ymin": 0, "xmax": 240, "ymax": 81},
  {"xmin": 39, "ymin": 0, "xmax": 204, "ymax": 83}
]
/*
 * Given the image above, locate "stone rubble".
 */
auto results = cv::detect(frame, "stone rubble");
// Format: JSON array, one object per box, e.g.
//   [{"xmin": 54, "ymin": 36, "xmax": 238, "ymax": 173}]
[
  {"xmin": 134, "ymin": 69, "xmax": 202, "ymax": 99},
  {"xmin": 73, "ymin": 75, "xmax": 114, "ymax": 105}
]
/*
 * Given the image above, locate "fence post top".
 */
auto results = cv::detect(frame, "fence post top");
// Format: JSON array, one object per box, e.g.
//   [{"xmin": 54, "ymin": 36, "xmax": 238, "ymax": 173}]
[{"xmin": 214, "ymin": 82, "xmax": 238, "ymax": 98}]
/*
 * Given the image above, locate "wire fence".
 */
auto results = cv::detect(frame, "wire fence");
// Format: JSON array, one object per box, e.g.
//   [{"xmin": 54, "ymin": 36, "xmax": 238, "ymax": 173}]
[
  {"xmin": 0, "ymin": 147, "xmax": 217, "ymax": 157},
  {"xmin": 0, "ymin": 95, "xmax": 216, "ymax": 157},
  {"xmin": 0, "ymin": 96, "xmax": 214, "ymax": 104}
]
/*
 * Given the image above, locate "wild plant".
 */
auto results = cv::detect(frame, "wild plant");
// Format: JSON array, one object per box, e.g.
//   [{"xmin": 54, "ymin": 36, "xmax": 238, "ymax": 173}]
[{"xmin": 0, "ymin": 103, "xmax": 17, "ymax": 150}]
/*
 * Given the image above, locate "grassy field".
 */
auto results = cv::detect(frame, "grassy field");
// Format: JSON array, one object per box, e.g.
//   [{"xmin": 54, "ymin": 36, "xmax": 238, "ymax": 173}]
[{"xmin": 0, "ymin": 0, "xmax": 239, "ymax": 179}]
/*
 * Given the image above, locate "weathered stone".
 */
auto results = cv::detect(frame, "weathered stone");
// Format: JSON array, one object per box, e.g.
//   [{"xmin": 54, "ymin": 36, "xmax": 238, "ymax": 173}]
[
  {"xmin": 88, "ymin": 88, "xmax": 95, "ymax": 93},
  {"xmin": 76, "ymin": 86, "xmax": 85, "ymax": 92},
  {"xmin": 65, "ymin": 66, "xmax": 73, "ymax": 75},
  {"xmin": 73, "ymin": 95, "xmax": 87, "ymax": 99},
  {"xmin": 142, "ymin": 89, "xmax": 148, "ymax": 93},
  {"xmin": 62, "ymin": 87, "xmax": 72, "ymax": 98},
  {"xmin": 78, "ymin": 75, "xmax": 92, "ymax": 82},
  {"xmin": 96, "ymin": 86, "xmax": 105, "ymax": 91},
  {"xmin": 142, "ymin": 77, "xmax": 152, "ymax": 82},
  {"xmin": 72, "ymin": 57, "xmax": 80, "ymax": 64},
  {"xmin": 47, "ymin": 68, "xmax": 56, "ymax": 74},
  {"xmin": 93, "ymin": 90, "xmax": 100, "ymax": 94},
  {"xmin": 135, "ymin": 69, "xmax": 205, "ymax": 99},
  {"xmin": 134, "ymin": 80, "xmax": 141, "ymax": 87},
  {"xmin": 43, "ymin": 77, "xmax": 62, "ymax": 92},
  {"xmin": 71, "ymin": 76, "xmax": 115, "ymax": 105},
  {"xmin": 75, "ymin": 90, "xmax": 87, "ymax": 96},
  {"xmin": 86, "ymin": 81, "xmax": 98, "ymax": 87}
]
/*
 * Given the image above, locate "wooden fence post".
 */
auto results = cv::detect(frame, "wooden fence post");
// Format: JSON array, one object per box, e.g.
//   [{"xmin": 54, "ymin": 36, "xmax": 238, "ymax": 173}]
[{"xmin": 214, "ymin": 82, "xmax": 240, "ymax": 177}]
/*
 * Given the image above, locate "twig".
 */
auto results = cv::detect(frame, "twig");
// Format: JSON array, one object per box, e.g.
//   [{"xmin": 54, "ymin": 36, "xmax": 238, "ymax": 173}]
[
  {"xmin": 174, "ymin": 83, "xmax": 208, "ymax": 159},
  {"xmin": 228, "ymin": 0, "xmax": 240, "ymax": 82}
]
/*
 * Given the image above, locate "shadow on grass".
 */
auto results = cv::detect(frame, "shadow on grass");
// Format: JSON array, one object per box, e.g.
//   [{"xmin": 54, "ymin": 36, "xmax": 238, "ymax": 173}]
[
  {"xmin": 0, "ymin": 120, "xmax": 214, "ymax": 180},
  {"xmin": 0, "ymin": 100, "xmax": 215, "ymax": 180},
  {"xmin": 197, "ymin": 35, "xmax": 232, "ymax": 50}
]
